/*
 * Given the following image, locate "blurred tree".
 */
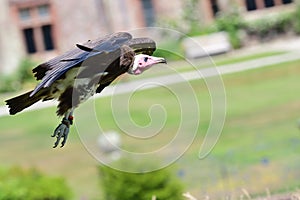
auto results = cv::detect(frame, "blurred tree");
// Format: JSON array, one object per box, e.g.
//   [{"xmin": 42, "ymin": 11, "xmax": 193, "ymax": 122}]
[
  {"xmin": 0, "ymin": 166, "xmax": 72, "ymax": 200},
  {"xmin": 0, "ymin": 58, "xmax": 37, "ymax": 93},
  {"xmin": 182, "ymin": 0, "xmax": 203, "ymax": 36},
  {"xmin": 215, "ymin": 7, "xmax": 244, "ymax": 49},
  {"xmin": 18, "ymin": 58, "xmax": 36, "ymax": 84},
  {"xmin": 99, "ymin": 161, "xmax": 184, "ymax": 200},
  {"xmin": 0, "ymin": 75, "xmax": 21, "ymax": 93},
  {"xmin": 245, "ymin": 12, "xmax": 293, "ymax": 42},
  {"xmin": 293, "ymin": 2, "xmax": 300, "ymax": 34}
]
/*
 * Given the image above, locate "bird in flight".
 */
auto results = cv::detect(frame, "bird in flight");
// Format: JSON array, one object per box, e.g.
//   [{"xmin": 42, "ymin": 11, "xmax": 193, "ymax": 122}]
[{"xmin": 5, "ymin": 32, "xmax": 167, "ymax": 148}]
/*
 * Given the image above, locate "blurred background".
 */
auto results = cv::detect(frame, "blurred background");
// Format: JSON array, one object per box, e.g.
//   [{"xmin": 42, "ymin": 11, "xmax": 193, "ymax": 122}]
[{"xmin": 1, "ymin": 0, "xmax": 300, "ymax": 199}]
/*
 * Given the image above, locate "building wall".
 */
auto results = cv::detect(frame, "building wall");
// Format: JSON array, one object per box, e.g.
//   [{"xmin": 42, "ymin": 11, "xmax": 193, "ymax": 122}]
[
  {"xmin": 0, "ymin": 0, "xmax": 24, "ymax": 74},
  {"xmin": 101, "ymin": 0, "xmax": 142, "ymax": 31},
  {"xmin": 3, "ymin": 0, "xmax": 110, "ymax": 75},
  {"xmin": 153, "ymin": 0, "xmax": 183, "ymax": 21},
  {"xmin": 53, "ymin": 0, "xmax": 105, "ymax": 52}
]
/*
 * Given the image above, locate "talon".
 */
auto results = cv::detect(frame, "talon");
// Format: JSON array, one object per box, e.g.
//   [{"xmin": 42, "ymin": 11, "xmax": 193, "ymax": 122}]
[
  {"xmin": 51, "ymin": 123, "xmax": 63, "ymax": 137},
  {"xmin": 53, "ymin": 140, "xmax": 59, "ymax": 148},
  {"xmin": 60, "ymin": 128, "xmax": 69, "ymax": 148},
  {"xmin": 52, "ymin": 117, "xmax": 72, "ymax": 148}
]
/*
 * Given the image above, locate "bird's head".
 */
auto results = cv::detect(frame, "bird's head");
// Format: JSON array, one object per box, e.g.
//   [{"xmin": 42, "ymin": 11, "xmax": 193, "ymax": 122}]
[{"xmin": 128, "ymin": 54, "xmax": 167, "ymax": 75}]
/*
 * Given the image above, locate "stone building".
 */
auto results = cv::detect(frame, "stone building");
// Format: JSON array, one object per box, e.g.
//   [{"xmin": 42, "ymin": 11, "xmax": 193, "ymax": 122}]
[
  {"xmin": 0, "ymin": 0, "xmax": 184, "ymax": 74},
  {"xmin": 0, "ymin": 0, "xmax": 295, "ymax": 74}
]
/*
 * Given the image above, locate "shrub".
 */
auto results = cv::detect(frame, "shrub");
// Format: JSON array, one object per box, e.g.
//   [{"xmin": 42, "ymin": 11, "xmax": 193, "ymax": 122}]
[
  {"xmin": 17, "ymin": 58, "xmax": 36, "ymax": 84},
  {"xmin": 99, "ymin": 161, "xmax": 184, "ymax": 200},
  {"xmin": 0, "ymin": 166, "xmax": 72, "ymax": 200},
  {"xmin": 292, "ymin": 3, "xmax": 300, "ymax": 34},
  {"xmin": 0, "ymin": 58, "xmax": 36, "ymax": 93},
  {"xmin": 215, "ymin": 9, "xmax": 244, "ymax": 49},
  {"xmin": 245, "ymin": 12, "xmax": 294, "ymax": 41},
  {"xmin": 182, "ymin": 0, "xmax": 202, "ymax": 36},
  {"xmin": 0, "ymin": 75, "xmax": 21, "ymax": 93},
  {"xmin": 275, "ymin": 12, "xmax": 293, "ymax": 34}
]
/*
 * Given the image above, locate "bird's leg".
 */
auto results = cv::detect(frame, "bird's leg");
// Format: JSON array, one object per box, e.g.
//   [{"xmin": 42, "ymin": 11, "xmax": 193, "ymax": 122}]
[{"xmin": 51, "ymin": 110, "xmax": 74, "ymax": 148}]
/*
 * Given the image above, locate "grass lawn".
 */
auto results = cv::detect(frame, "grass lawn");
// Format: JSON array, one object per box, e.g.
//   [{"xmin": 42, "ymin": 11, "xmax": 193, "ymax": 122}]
[
  {"xmin": 0, "ymin": 58, "xmax": 300, "ymax": 199},
  {"xmin": 213, "ymin": 51, "xmax": 287, "ymax": 66}
]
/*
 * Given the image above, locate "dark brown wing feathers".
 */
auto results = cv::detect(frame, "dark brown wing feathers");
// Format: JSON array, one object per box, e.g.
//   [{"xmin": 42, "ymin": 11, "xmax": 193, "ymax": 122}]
[
  {"xmin": 5, "ymin": 89, "xmax": 47, "ymax": 115},
  {"xmin": 6, "ymin": 32, "xmax": 157, "ymax": 115},
  {"xmin": 32, "ymin": 32, "xmax": 133, "ymax": 81}
]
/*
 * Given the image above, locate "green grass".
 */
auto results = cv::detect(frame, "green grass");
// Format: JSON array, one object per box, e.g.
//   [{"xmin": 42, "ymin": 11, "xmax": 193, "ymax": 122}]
[
  {"xmin": 1, "ymin": 59, "xmax": 300, "ymax": 199},
  {"xmin": 213, "ymin": 51, "xmax": 287, "ymax": 66}
]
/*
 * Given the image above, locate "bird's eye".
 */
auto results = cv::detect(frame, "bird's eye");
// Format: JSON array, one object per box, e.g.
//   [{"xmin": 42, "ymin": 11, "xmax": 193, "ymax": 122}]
[{"xmin": 144, "ymin": 57, "xmax": 148, "ymax": 62}]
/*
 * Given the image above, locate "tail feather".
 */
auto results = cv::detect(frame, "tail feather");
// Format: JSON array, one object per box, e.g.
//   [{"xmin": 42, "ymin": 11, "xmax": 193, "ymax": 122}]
[{"xmin": 5, "ymin": 90, "xmax": 43, "ymax": 115}]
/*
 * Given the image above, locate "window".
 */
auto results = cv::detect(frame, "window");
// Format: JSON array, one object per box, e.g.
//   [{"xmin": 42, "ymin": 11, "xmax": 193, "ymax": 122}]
[
  {"xmin": 141, "ymin": 0, "xmax": 155, "ymax": 26},
  {"xmin": 210, "ymin": 0, "xmax": 220, "ymax": 17},
  {"xmin": 264, "ymin": 0, "xmax": 274, "ymax": 7},
  {"xmin": 19, "ymin": 8, "xmax": 31, "ymax": 21},
  {"xmin": 23, "ymin": 28, "xmax": 36, "ymax": 53},
  {"xmin": 246, "ymin": 0, "xmax": 257, "ymax": 11},
  {"xmin": 42, "ymin": 25, "xmax": 54, "ymax": 50},
  {"xmin": 38, "ymin": 4, "xmax": 50, "ymax": 17},
  {"xmin": 282, "ymin": 0, "xmax": 292, "ymax": 4},
  {"xmin": 16, "ymin": 4, "xmax": 55, "ymax": 54},
  {"xmin": 245, "ymin": 0, "xmax": 293, "ymax": 11}
]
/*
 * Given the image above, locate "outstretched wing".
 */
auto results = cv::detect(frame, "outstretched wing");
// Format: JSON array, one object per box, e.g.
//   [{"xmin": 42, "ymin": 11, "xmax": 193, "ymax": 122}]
[
  {"xmin": 31, "ymin": 33, "xmax": 157, "ymax": 96},
  {"xmin": 31, "ymin": 32, "xmax": 132, "ymax": 96},
  {"xmin": 126, "ymin": 37, "xmax": 156, "ymax": 55}
]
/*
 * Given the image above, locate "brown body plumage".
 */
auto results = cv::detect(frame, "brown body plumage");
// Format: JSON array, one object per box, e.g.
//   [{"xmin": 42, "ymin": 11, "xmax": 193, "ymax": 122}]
[{"xmin": 5, "ymin": 32, "xmax": 166, "ymax": 147}]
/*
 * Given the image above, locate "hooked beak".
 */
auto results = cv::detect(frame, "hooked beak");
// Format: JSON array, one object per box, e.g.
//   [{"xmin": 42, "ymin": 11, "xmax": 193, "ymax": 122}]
[
  {"xmin": 153, "ymin": 57, "xmax": 167, "ymax": 64},
  {"xmin": 128, "ymin": 55, "xmax": 167, "ymax": 75}
]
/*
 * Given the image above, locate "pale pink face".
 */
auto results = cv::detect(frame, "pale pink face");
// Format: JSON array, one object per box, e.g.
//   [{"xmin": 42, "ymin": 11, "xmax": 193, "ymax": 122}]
[{"xmin": 128, "ymin": 54, "xmax": 167, "ymax": 75}]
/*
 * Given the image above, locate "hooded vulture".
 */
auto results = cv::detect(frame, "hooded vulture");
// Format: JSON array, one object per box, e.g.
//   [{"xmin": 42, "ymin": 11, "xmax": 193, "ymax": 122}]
[{"xmin": 6, "ymin": 32, "xmax": 167, "ymax": 148}]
